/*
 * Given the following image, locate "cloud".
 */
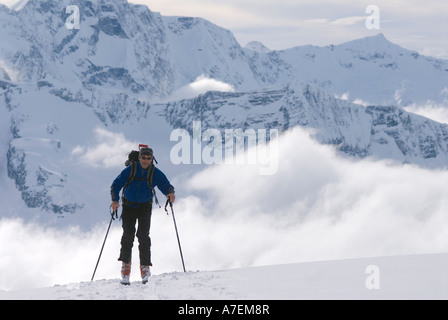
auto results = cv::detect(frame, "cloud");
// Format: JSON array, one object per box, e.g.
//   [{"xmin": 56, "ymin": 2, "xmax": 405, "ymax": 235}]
[
  {"xmin": 404, "ymin": 102, "xmax": 448, "ymax": 125},
  {"xmin": 0, "ymin": 219, "xmax": 110, "ymax": 291},
  {"xmin": 165, "ymin": 75, "xmax": 235, "ymax": 101},
  {"xmin": 331, "ymin": 16, "xmax": 366, "ymax": 26},
  {"xmin": 71, "ymin": 127, "xmax": 137, "ymax": 168},
  {"xmin": 184, "ymin": 127, "xmax": 448, "ymax": 265}
]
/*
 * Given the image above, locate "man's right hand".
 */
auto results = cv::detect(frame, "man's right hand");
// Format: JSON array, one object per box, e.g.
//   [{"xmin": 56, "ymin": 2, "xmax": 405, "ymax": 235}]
[{"xmin": 111, "ymin": 201, "xmax": 120, "ymax": 212}]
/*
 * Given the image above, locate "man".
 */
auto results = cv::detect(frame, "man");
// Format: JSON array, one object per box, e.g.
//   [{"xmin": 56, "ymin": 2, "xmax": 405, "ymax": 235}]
[{"xmin": 110, "ymin": 147, "xmax": 175, "ymax": 285}]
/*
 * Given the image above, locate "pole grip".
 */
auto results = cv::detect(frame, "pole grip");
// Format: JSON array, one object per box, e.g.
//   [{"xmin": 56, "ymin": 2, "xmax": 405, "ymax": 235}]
[{"xmin": 164, "ymin": 198, "xmax": 172, "ymax": 215}]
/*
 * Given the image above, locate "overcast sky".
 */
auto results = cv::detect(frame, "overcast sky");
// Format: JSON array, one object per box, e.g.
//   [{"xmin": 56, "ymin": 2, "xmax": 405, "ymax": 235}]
[{"xmin": 128, "ymin": 0, "xmax": 448, "ymax": 59}]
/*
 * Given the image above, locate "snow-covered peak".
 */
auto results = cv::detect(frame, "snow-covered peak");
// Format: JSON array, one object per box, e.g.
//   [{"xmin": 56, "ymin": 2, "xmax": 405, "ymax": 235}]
[
  {"xmin": 0, "ymin": 3, "xmax": 10, "ymax": 12},
  {"xmin": 244, "ymin": 41, "xmax": 271, "ymax": 53},
  {"xmin": 0, "ymin": 0, "xmax": 28, "ymax": 11},
  {"xmin": 337, "ymin": 33, "xmax": 395, "ymax": 50}
]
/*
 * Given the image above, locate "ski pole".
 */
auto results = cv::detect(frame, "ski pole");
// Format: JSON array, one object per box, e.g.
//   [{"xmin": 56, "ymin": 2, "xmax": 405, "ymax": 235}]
[
  {"xmin": 165, "ymin": 199, "xmax": 186, "ymax": 273},
  {"xmin": 91, "ymin": 208, "xmax": 118, "ymax": 282}
]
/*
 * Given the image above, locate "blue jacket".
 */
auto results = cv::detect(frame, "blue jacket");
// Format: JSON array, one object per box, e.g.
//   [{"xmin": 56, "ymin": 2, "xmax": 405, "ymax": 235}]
[{"xmin": 111, "ymin": 162, "xmax": 174, "ymax": 206}]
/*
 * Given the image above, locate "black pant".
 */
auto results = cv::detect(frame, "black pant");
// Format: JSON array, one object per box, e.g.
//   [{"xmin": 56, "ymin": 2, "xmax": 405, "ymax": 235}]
[{"xmin": 118, "ymin": 203, "xmax": 153, "ymax": 266}]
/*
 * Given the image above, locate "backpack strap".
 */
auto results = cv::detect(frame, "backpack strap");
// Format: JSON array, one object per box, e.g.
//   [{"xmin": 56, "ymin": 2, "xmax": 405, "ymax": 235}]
[
  {"xmin": 146, "ymin": 164, "xmax": 160, "ymax": 208},
  {"xmin": 122, "ymin": 161, "xmax": 138, "ymax": 192}
]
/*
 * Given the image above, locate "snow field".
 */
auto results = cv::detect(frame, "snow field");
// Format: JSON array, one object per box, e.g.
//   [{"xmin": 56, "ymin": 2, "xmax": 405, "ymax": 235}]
[{"xmin": 1, "ymin": 252, "xmax": 447, "ymax": 300}]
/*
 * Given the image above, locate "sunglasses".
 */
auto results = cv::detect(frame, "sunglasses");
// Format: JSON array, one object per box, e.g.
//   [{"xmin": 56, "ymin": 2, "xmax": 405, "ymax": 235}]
[{"xmin": 140, "ymin": 156, "xmax": 153, "ymax": 160}]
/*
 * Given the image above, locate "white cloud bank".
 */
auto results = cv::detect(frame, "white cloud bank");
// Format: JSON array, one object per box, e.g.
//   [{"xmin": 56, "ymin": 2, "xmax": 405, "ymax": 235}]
[
  {"xmin": 404, "ymin": 102, "xmax": 448, "ymax": 125},
  {"xmin": 186, "ymin": 127, "xmax": 448, "ymax": 263},
  {"xmin": 2, "ymin": 127, "xmax": 448, "ymax": 291}
]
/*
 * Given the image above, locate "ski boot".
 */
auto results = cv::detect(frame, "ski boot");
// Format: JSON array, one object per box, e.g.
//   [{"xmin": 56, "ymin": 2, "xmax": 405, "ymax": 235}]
[
  {"xmin": 121, "ymin": 262, "xmax": 131, "ymax": 286},
  {"xmin": 140, "ymin": 265, "xmax": 151, "ymax": 284}
]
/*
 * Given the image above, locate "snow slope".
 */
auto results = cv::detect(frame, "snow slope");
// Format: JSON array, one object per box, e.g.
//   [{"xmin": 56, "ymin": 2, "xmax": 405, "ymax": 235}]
[{"xmin": 1, "ymin": 253, "xmax": 447, "ymax": 300}]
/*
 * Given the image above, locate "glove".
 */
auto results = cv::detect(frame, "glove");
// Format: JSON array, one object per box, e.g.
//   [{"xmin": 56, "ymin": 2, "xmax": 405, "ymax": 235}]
[{"xmin": 110, "ymin": 206, "xmax": 119, "ymax": 220}]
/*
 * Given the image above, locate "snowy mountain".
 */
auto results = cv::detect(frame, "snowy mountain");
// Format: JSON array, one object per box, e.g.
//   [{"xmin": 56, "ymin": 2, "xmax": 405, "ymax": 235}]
[
  {"xmin": 265, "ymin": 34, "xmax": 448, "ymax": 107},
  {"xmin": 1, "ymin": 0, "xmax": 448, "ymax": 105},
  {"xmin": 1, "ymin": 0, "xmax": 448, "ymax": 218},
  {"xmin": 161, "ymin": 82, "xmax": 448, "ymax": 167}
]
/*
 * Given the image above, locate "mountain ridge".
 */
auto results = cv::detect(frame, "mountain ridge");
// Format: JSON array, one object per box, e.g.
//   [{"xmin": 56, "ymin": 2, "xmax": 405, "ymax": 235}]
[
  {"xmin": 1, "ymin": 1, "xmax": 448, "ymax": 105},
  {"xmin": 161, "ymin": 81, "xmax": 448, "ymax": 167}
]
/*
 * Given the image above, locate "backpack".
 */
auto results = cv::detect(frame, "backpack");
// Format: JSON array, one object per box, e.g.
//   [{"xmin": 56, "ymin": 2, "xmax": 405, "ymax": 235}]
[{"xmin": 122, "ymin": 145, "xmax": 160, "ymax": 207}]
